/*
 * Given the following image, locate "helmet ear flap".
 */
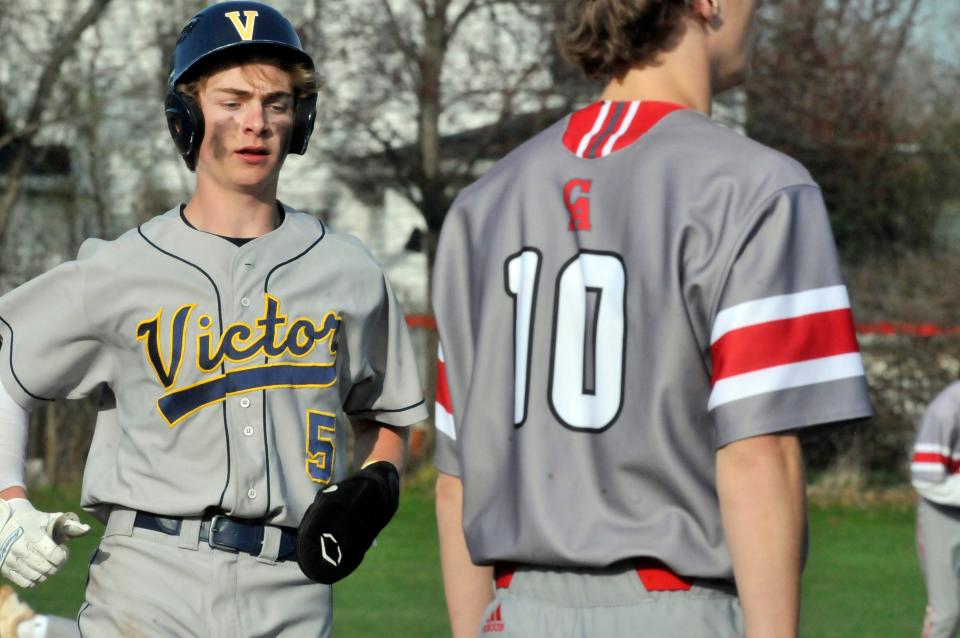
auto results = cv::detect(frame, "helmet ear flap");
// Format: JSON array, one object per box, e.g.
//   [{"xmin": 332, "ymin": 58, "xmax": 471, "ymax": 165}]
[
  {"xmin": 288, "ymin": 92, "xmax": 317, "ymax": 155},
  {"xmin": 165, "ymin": 90, "xmax": 205, "ymax": 170}
]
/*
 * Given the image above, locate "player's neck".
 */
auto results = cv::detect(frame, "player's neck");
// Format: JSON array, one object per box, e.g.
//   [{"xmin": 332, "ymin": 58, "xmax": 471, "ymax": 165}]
[
  {"xmin": 600, "ymin": 23, "xmax": 714, "ymax": 116},
  {"xmin": 185, "ymin": 179, "xmax": 281, "ymax": 238}
]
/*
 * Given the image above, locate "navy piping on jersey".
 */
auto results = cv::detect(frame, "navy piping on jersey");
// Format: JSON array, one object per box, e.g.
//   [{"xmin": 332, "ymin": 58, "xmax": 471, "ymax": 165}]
[
  {"xmin": 179, "ymin": 200, "xmax": 287, "ymax": 512},
  {"xmin": 0, "ymin": 317, "xmax": 54, "ymax": 402},
  {"xmin": 345, "ymin": 398, "xmax": 426, "ymax": 416},
  {"xmin": 262, "ymin": 218, "xmax": 326, "ymax": 518},
  {"xmin": 136, "ymin": 227, "xmax": 233, "ymax": 510},
  {"xmin": 179, "ymin": 202, "xmax": 286, "ymax": 246}
]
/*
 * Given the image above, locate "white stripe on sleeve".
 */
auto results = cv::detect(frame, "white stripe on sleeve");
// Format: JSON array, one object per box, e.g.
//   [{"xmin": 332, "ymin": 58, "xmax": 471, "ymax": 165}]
[
  {"xmin": 435, "ymin": 403, "xmax": 456, "ymax": 441},
  {"xmin": 435, "ymin": 342, "xmax": 456, "ymax": 441},
  {"xmin": 711, "ymin": 285, "xmax": 851, "ymax": 344},
  {"xmin": 708, "ymin": 352, "xmax": 864, "ymax": 410}
]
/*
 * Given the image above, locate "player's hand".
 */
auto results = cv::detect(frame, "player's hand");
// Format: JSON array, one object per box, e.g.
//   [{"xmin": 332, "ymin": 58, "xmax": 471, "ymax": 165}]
[
  {"xmin": 0, "ymin": 498, "xmax": 91, "ymax": 588},
  {"xmin": 297, "ymin": 460, "xmax": 400, "ymax": 584}
]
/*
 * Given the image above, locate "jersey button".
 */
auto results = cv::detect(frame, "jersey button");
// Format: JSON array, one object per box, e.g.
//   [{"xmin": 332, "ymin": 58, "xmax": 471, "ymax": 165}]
[
  {"xmin": 247, "ymin": 489, "xmax": 257, "ymax": 499},
  {"xmin": 239, "ymin": 397, "xmax": 251, "ymax": 408},
  {"xmin": 243, "ymin": 426, "xmax": 254, "ymax": 436},
  {"xmin": 240, "ymin": 297, "xmax": 251, "ymax": 307}
]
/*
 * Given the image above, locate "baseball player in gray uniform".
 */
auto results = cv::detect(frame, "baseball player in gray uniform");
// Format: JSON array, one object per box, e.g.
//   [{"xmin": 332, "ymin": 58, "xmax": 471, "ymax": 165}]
[
  {"xmin": 433, "ymin": 1, "xmax": 873, "ymax": 636},
  {"xmin": 0, "ymin": 2, "xmax": 427, "ymax": 637},
  {"xmin": 912, "ymin": 382, "xmax": 960, "ymax": 638}
]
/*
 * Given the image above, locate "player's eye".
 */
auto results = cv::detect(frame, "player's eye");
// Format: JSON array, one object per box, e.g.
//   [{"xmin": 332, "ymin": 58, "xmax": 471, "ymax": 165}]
[{"xmin": 221, "ymin": 101, "xmax": 240, "ymax": 110}]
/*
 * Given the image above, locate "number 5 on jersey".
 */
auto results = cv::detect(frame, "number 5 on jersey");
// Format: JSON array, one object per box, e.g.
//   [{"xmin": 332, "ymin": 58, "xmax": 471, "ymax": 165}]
[
  {"xmin": 505, "ymin": 249, "xmax": 626, "ymax": 432},
  {"xmin": 306, "ymin": 410, "xmax": 336, "ymax": 484}
]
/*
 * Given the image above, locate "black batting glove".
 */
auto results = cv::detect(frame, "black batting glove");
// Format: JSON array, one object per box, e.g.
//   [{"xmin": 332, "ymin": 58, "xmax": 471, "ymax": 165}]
[{"xmin": 296, "ymin": 460, "xmax": 400, "ymax": 584}]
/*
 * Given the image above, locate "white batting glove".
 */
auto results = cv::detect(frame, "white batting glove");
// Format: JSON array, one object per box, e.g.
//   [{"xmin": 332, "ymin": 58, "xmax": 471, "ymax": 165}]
[{"xmin": 0, "ymin": 499, "xmax": 90, "ymax": 588}]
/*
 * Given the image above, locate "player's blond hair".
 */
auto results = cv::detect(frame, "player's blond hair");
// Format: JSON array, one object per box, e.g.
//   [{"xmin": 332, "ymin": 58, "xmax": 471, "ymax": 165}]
[
  {"xmin": 175, "ymin": 53, "xmax": 319, "ymax": 104},
  {"xmin": 558, "ymin": 0, "xmax": 693, "ymax": 79}
]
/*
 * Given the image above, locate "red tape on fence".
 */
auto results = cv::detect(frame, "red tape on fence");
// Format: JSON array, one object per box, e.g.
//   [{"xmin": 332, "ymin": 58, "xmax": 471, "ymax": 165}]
[
  {"xmin": 407, "ymin": 315, "xmax": 960, "ymax": 338},
  {"xmin": 856, "ymin": 323, "xmax": 960, "ymax": 337}
]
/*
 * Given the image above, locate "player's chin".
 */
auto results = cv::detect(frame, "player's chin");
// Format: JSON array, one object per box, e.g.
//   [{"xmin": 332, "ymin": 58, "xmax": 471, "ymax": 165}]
[
  {"xmin": 226, "ymin": 172, "xmax": 276, "ymax": 194},
  {"xmin": 232, "ymin": 157, "xmax": 282, "ymax": 181}
]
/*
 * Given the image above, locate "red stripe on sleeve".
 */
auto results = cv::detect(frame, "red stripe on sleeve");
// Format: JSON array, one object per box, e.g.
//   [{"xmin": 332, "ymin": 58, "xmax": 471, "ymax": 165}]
[
  {"xmin": 710, "ymin": 309, "xmax": 859, "ymax": 384},
  {"xmin": 436, "ymin": 358, "xmax": 453, "ymax": 413},
  {"xmin": 913, "ymin": 452, "xmax": 960, "ymax": 474},
  {"xmin": 562, "ymin": 102, "xmax": 605, "ymax": 154},
  {"xmin": 610, "ymin": 101, "xmax": 686, "ymax": 153}
]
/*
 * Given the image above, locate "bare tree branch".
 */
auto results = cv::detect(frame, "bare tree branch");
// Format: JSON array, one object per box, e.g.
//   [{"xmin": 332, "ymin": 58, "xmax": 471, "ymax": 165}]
[
  {"xmin": 0, "ymin": 0, "xmax": 114, "ymax": 256},
  {"xmin": 446, "ymin": 0, "xmax": 479, "ymax": 42},
  {"xmin": 379, "ymin": 0, "xmax": 422, "ymax": 78}
]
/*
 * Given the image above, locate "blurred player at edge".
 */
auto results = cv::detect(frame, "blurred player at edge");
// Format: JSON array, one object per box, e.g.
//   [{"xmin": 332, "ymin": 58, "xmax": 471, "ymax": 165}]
[
  {"xmin": 432, "ymin": 0, "xmax": 873, "ymax": 636},
  {"xmin": 0, "ymin": 2, "xmax": 426, "ymax": 636},
  {"xmin": 912, "ymin": 382, "xmax": 960, "ymax": 638}
]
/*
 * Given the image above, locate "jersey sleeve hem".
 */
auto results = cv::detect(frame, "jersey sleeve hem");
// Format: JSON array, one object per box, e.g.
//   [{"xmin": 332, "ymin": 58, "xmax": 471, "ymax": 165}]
[
  {"xmin": 434, "ymin": 464, "xmax": 461, "ymax": 478},
  {"xmin": 0, "ymin": 320, "xmax": 53, "ymax": 410},
  {"xmin": 915, "ymin": 483, "xmax": 960, "ymax": 508},
  {"xmin": 714, "ymin": 402, "xmax": 873, "ymax": 449},
  {"xmin": 346, "ymin": 399, "xmax": 429, "ymax": 427}
]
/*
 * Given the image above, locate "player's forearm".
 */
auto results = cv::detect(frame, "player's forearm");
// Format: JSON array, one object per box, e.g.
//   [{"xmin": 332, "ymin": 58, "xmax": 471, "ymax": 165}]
[
  {"xmin": 0, "ymin": 378, "xmax": 29, "ymax": 495},
  {"xmin": 717, "ymin": 432, "xmax": 805, "ymax": 638},
  {"xmin": 436, "ymin": 472, "xmax": 493, "ymax": 638},
  {"xmin": 350, "ymin": 418, "xmax": 409, "ymax": 473}
]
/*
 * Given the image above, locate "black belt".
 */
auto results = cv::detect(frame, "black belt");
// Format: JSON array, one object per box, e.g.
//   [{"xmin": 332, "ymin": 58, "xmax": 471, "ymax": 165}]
[{"xmin": 133, "ymin": 512, "xmax": 298, "ymax": 561}]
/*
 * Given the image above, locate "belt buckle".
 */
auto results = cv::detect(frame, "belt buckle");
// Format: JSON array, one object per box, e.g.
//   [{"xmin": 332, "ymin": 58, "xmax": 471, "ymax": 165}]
[{"xmin": 207, "ymin": 515, "xmax": 239, "ymax": 553}]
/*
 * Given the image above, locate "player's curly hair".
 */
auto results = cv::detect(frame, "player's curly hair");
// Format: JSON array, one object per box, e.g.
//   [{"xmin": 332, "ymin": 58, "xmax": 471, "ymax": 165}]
[
  {"xmin": 176, "ymin": 52, "xmax": 319, "ymax": 104},
  {"xmin": 559, "ymin": 0, "xmax": 694, "ymax": 80}
]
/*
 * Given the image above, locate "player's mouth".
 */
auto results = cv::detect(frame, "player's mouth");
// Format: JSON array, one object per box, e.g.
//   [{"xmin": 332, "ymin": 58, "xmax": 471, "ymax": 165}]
[{"xmin": 236, "ymin": 146, "xmax": 271, "ymax": 164}]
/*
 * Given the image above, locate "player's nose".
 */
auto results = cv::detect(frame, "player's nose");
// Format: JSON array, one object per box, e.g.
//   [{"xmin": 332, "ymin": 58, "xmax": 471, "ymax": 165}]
[{"xmin": 241, "ymin": 103, "xmax": 268, "ymax": 136}]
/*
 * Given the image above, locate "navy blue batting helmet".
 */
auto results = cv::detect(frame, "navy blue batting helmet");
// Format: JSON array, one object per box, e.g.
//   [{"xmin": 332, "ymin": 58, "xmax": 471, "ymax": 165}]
[{"xmin": 165, "ymin": 1, "xmax": 318, "ymax": 170}]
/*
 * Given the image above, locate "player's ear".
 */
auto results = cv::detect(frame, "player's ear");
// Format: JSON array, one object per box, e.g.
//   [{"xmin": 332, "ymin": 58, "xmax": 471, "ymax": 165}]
[{"xmin": 692, "ymin": 0, "xmax": 720, "ymax": 25}]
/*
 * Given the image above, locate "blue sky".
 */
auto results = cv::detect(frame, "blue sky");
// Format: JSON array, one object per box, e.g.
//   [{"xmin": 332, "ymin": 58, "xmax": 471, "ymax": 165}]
[{"xmin": 915, "ymin": 2, "xmax": 959, "ymax": 64}]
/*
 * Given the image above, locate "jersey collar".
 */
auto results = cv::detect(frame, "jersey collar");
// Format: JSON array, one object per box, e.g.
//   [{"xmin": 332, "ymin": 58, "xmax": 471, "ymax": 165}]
[{"xmin": 562, "ymin": 101, "xmax": 687, "ymax": 159}]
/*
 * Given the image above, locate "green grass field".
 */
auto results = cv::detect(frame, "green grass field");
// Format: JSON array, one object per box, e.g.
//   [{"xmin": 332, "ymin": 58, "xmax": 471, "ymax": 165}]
[{"xmin": 19, "ymin": 487, "xmax": 926, "ymax": 637}]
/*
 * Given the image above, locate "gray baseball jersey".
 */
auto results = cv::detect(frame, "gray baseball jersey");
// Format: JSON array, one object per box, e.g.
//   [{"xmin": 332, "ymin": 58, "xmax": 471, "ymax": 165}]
[
  {"xmin": 433, "ymin": 100, "xmax": 872, "ymax": 580},
  {"xmin": 912, "ymin": 382, "xmax": 960, "ymax": 637},
  {"xmin": 912, "ymin": 382, "xmax": 960, "ymax": 504},
  {"xmin": 0, "ymin": 205, "xmax": 427, "ymax": 526}
]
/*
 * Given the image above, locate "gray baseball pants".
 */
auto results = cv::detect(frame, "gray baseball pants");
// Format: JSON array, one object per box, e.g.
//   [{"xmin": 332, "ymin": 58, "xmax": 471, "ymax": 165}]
[
  {"xmin": 918, "ymin": 498, "xmax": 960, "ymax": 638},
  {"xmin": 77, "ymin": 508, "xmax": 332, "ymax": 637},
  {"xmin": 478, "ymin": 562, "xmax": 743, "ymax": 637}
]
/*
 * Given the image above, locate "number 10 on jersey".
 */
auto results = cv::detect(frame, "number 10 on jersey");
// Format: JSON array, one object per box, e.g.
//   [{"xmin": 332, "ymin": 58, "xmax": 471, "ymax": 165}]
[{"xmin": 505, "ymin": 249, "xmax": 626, "ymax": 431}]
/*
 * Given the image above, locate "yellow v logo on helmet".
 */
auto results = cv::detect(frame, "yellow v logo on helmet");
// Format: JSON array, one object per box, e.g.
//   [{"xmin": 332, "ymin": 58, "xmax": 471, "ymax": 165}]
[{"xmin": 224, "ymin": 10, "xmax": 258, "ymax": 41}]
